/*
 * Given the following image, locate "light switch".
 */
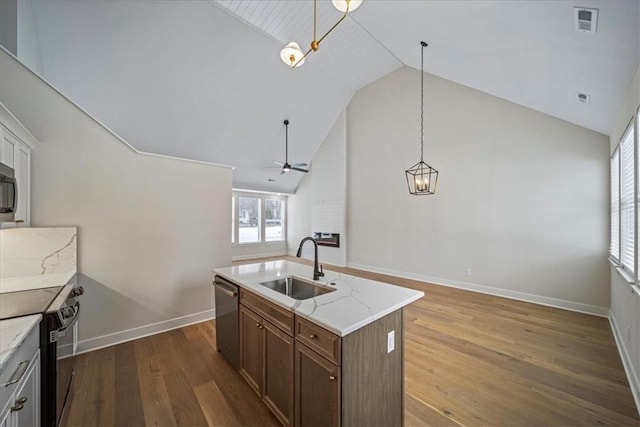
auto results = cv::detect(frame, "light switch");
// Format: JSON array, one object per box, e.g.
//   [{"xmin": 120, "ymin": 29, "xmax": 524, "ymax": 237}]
[{"xmin": 387, "ymin": 330, "xmax": 395, "ymax": 353}]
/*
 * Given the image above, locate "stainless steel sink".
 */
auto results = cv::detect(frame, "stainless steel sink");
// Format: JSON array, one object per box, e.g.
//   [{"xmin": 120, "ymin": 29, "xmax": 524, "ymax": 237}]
[{"xmin": 259, "ymin": 276, "xmax": 335, "ymax": 300}]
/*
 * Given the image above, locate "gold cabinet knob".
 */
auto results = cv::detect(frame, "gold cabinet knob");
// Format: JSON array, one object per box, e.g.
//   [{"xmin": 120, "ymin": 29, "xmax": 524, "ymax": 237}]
[
  {"xmin": 255, "ymin": 323, "xmax": 260, "ymax": 328},
  {"xmin": 309, "ymin": 334, "xmax": 317, "ymax": 339},
  {"xmin": 329, "ymin": 375, "xmax": 336, "ymax": 381}
]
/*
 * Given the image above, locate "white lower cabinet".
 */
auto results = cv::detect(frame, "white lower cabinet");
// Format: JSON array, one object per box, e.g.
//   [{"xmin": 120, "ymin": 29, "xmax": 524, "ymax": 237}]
[{"xmin": 0, "ymin": 324, "xmax": 40, "ymax": 427}]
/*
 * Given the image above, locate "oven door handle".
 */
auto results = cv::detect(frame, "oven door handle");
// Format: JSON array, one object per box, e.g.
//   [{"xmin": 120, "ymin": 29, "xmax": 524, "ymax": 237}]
[{"xmin": 57, "ymin": 302, "xmax": 80, "ymax": 338}]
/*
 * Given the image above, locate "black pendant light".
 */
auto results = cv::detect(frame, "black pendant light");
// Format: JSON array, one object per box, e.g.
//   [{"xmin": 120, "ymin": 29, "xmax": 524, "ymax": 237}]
[{"xmin": 405, "ymin": 41, "xmax": 438, "ymax": 195}]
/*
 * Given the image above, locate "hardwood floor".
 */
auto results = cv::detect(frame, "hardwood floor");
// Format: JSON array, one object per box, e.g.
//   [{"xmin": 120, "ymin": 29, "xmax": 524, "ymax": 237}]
[{"xmin": 61, "ymin": 257, "xmax": 639, "ymax": 426}]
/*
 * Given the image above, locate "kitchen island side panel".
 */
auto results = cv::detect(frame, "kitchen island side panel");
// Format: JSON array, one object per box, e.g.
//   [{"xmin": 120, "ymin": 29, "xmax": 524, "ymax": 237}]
[{"xmin": 341, "ymin": 309, "xmax": 403, "ymax": 426}]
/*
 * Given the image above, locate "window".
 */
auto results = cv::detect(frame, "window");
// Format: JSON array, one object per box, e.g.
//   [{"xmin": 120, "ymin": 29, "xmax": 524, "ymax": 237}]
[
  {"xmin": 238, "ymin": 196, "xmax": 261, "ymax": 244},
  {"xmin": 610, "ymin": 148, "xmax": 620, "ymax": 261},
  {"xmin": 610, "ymin": 119, "xmax": 637, "ymax": 279},
  {"xmin": 265, "ymin": 199, "xmax": 284, "ymax": 242},
  {"xmin": 233, "ymin": 192, "xmax": 286, "ymax": 245},
  {"xmin": 619, "ymin": 123, "xmax": 635, "ymax": 276}
]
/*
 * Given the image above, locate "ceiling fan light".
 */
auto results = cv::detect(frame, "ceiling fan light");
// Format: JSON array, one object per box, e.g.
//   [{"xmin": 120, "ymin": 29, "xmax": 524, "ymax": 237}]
[
  {"xmin": 280, "ymin": 42, "xmax": 305, "ymax": 67},
  {"xmin": 331, "ymin": 0, "xmax": 362, "ymax": 12}
]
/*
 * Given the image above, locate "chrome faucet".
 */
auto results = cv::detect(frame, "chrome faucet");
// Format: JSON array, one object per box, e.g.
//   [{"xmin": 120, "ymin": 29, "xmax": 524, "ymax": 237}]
[{"xmin": 296, "ymin": 237, "xmax": 324, "ymax": 281}]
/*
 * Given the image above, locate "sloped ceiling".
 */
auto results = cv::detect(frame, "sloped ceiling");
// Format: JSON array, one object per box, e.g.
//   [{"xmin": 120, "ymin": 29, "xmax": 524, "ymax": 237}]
[
  {"xmin": 13, "ymin": 0, "xmax": 640, "ymax": 193},
  {"xmin": 22, "ymin": 0, "xmax": 355, "ymax": 193}
]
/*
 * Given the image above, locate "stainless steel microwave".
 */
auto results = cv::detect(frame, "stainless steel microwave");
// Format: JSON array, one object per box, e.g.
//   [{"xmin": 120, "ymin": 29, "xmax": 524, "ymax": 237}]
[{"xmin": 0, "ymin": 162, "xmax": 16, "ymax": 222}]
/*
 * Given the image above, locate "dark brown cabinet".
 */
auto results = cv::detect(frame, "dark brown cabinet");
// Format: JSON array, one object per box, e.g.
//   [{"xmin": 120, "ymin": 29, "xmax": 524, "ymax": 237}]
[
  {"xmin": 235, "ymin": 285, "xmax": 404, "ymax": 427},
  {"xmin": 239, "ymin": 305, "xmax": 263, "ymax": 394},
  {"xmin": 295, "ymin": 342, "xmax": 340, "ymax": 427},
  {"xmin": 239, "ymin": 299, "xmax": 294, "ymax": 426},
  {"xmin": 263, "ymin": 321, "xmax": 294, "ymax": 424}
]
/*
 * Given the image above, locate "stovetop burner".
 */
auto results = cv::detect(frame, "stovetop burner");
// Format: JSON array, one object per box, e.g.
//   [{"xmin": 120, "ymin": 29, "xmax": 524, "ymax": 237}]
[{"xmin": 0, "ymin": 286, "xmax": 63, "ymax": 320}]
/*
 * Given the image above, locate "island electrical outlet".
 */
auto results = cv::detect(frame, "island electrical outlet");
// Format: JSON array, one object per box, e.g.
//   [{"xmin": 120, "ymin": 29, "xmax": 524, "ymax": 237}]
[{"xmin": 387, "ymin": 330, "xmax": 395, "ymax": 353}]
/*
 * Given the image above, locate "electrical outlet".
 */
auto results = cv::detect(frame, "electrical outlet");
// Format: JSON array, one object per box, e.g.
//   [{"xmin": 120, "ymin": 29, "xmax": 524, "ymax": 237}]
[
  {"xmin": 465, "ymin": 268, "xmax": 471, "ymax": 277},
  {"xmin": 387, "ymin": 330, "xmax": 395, "ymax": 353}
]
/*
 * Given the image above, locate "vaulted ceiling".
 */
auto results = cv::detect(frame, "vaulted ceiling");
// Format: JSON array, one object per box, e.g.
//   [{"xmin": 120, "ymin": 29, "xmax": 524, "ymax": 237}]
[{"xmin": 13, "ymin": 0, "xmax": 640, "ymax": 193}]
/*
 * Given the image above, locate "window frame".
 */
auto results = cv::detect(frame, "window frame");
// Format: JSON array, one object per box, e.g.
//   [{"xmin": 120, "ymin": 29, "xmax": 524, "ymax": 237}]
[
  {"xmin": 610, "ymin": 146, "xmax": 620, "ymax": 264},
  {"xmin": 611, "ymin": 115, "xmax": 637, "ymax": 285},
  {"xmin": 232, "ymin": 191, "xmax": 287, "ymax": 246},
  {"xmin": 619, "ymin": 120, "xmax": 635, "ymax": 278}
]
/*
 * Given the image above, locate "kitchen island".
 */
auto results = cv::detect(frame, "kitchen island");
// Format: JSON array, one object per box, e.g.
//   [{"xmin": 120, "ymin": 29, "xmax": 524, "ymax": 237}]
[{"xmin": 214, "ymin": 260, "xmax": 424, "ymax": 427}]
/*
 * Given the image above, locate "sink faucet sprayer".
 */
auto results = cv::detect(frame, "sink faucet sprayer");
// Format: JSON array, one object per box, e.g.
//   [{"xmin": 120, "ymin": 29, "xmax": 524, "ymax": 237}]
[{"xmin": 296, "ymin": 237, "xmax": 324, "ymax": 281}]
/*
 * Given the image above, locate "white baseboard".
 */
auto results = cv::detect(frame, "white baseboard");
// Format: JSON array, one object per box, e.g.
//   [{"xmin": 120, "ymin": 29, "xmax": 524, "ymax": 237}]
[
  {"xmin": 609, "ymin": 312, "xmax": 640, "ymax": 413},
  {"xmin": 232, "ymin": 251, "xmax": 287, "ymax": 261},
  {"xmin": 74, "ymin": 309, "xmax": 216, "ymax": 355},
  {"xmin": 58, "ymin": 343, "xmax": 74, "ymax": 359},
  {"xmin": 346, "ymin": 262, "xmax": 609, "ymax": 317}
]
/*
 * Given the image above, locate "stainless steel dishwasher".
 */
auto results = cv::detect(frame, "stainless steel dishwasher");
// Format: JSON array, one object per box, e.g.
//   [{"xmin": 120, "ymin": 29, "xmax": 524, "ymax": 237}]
[{"xmin": 213, "ymin": 275, "xmax": 239, "ymax": 370}]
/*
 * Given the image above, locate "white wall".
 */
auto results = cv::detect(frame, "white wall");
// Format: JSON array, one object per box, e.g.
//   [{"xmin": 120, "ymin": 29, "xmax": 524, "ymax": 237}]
[
  {"xmin": 0, "ymin": 0, "xmax": 17, "ymax": 55},
  {"xmin": 312, "ymin": 110, "xmax": 347, "ymax": 266},
  {"xmin": 16, "ymin": 0, "xmax": 44, "ymax": 76},
  {"xmin": 346, "ymin": 66, "xmax": 610, "ymax": 315},
  {"xmin": 609, "ymin": 64, "xmax": 640, "ymax": 408},
  {"xmin": 0, "ymin": 49, "xmax": 232, "ymax": 351},
  {"xmin": 287, "ymin": 110, "xmax": 347, "ymax": 265},
  {"xmin": 287, "ymin": 171, "xmax": 313, "ymax": 259}
]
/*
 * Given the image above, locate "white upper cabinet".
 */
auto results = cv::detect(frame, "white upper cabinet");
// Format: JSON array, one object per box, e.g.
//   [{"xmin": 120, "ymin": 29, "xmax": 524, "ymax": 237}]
[{"xmin": 0, "ymin": 103, "xmax": 39, "ymax": 227}]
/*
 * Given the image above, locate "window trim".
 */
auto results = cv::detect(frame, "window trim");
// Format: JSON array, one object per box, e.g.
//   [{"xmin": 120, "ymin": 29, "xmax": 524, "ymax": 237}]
[
  {"xmin": 610, "ymin": 146, "xmax": 620, "ymax": 264},
  {"xmin": 619, "ymin": 119, "xmax": 636, "ymax": 278}
]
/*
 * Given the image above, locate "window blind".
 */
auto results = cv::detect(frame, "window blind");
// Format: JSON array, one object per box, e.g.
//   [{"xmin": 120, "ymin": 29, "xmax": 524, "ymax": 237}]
[
  {"xmin": 610, "ymin": 148, "xmax": 620, "ymax": 261},
  {"xmin": 619, "ymin": 124, "xmax": 635, "ymax": 275}
]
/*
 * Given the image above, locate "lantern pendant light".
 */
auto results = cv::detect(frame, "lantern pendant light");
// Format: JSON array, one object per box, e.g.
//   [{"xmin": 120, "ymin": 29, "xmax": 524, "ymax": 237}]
[{"xmin": 405, "ymin": 41, "xmax": 438, "ymax": 195}]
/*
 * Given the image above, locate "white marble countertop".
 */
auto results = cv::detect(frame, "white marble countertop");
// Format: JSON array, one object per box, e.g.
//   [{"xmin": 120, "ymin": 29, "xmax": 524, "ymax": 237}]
[
  {"xmin": 0, "ymin": 314, "xmax": 41, "ymax": 370},
  {"xmin": 0, "ymin": 272, "xmax": 76, "ymax": 294},
  {"xmin": 214, "ymin": 260, "xmax": 424, "ymax": 336}
]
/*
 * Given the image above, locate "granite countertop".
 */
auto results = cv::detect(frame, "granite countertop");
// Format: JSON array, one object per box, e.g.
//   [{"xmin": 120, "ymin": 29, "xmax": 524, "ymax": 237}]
[
  {"xmin": 0, "ymin": 271, "xmax": 76, "ymax": 294},
  {"xmin": 214, "ymin": 260, "xmax": 424, "ymax": 336},
  {"xmin": 0, "ymin": 314, "xmax": 41, "ymax": 370}
]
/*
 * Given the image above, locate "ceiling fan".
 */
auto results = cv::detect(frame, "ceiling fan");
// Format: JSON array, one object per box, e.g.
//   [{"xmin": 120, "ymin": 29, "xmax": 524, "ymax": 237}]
[{"xmin": 271, "ymin": 119, "xmax": 308, "ymax": 174}]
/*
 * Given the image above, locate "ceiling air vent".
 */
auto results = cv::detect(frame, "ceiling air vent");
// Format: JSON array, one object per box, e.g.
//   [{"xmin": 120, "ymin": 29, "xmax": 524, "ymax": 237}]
[
  {"xmin": 576, "ymin": 92, "xmax": 591, "ymax": 104},
  {"xmin": 574, "ymin": 7, "xmax": 598, "ymax": 33}
]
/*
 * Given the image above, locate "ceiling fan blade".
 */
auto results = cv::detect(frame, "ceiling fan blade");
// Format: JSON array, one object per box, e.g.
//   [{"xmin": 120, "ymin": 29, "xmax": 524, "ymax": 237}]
[
  {"xmin": 291, "ymin": 162, "xmax": 308, "ymax": 167},
  {"xmin": 291, "ymin": 167, "xmax": 309, "ymax": 173},
  {"xmin": 280, "ymin": 168, "xmax": 288, "ymax": 175},
  {"xmin": 261, "ymin": 166, "xmax": 283, "ymax": 169},
  {"xmin": 273, "ymin": 161, "xmax": 284, "ymax": 166}
]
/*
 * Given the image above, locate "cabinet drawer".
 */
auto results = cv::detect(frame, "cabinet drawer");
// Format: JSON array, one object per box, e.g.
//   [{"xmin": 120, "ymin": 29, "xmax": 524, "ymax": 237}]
[
  {"xmin": 295, "ymin": 317, "xmax": 341, "ymax": 365},
  {"xmin": 240, "ymin": 289, "xmax": 294, "ymax": 336}
]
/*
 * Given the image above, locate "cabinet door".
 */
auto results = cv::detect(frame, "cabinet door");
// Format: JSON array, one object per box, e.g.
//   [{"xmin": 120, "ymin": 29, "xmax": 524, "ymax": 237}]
[
  {"xmin": 13, "ymin": 350, "xmax": 39, "ymax": 427},
  {"xmin": 239, "ymin": 305, "xmax": 263, "ymax": 396},
  {"xmin": 295, "ymin": 342, "xmax": 340, "ymax": 427},
  {"xmin": 263, "ymin": 320, "xmax": 294, "ymax": 426},
  {"xmin": 1, "ymin": 130, "xmax": 31, "ymax": 226},
  {"xmin": 0, "ymin": 405, "xmax": 10, "ymax": 427},
  {"xmin": 13, "ymin": 143, "xmax": 30, "ymax": 225}
]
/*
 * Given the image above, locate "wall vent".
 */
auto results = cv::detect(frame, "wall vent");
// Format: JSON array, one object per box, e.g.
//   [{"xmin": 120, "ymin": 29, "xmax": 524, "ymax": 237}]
[
  {"xmin": 576, "ymin": 92, "xmax": 591, "ymax": 104},
  {"xmin": 574, "ymin": 7, "xmax": 598, "ymax": 33}
]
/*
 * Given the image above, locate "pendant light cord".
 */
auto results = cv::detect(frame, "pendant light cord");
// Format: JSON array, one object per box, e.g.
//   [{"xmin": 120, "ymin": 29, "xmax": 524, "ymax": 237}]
[{"xmin": 420, "ymin": 41, "xmax": 426, "ymax": 163}]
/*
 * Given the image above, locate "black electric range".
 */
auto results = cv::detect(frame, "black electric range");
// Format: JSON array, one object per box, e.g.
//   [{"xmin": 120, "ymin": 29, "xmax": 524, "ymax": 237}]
[{"xmin": 0, "ymin": 278, "xmax": 84, "ymax": 427}]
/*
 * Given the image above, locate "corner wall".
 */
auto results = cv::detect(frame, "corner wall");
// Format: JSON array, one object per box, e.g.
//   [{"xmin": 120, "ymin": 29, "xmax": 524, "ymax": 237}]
[
  {"xmin": 347, "ymin": 66, "xmax": 610, "ymax": 315},
  {"xmin": 287, "ymin": 110, "xmax": 347, "ymax": 265},
  {"xmin": 0, "ymin": 49, "xmax": 232, "ymax": 351}
]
